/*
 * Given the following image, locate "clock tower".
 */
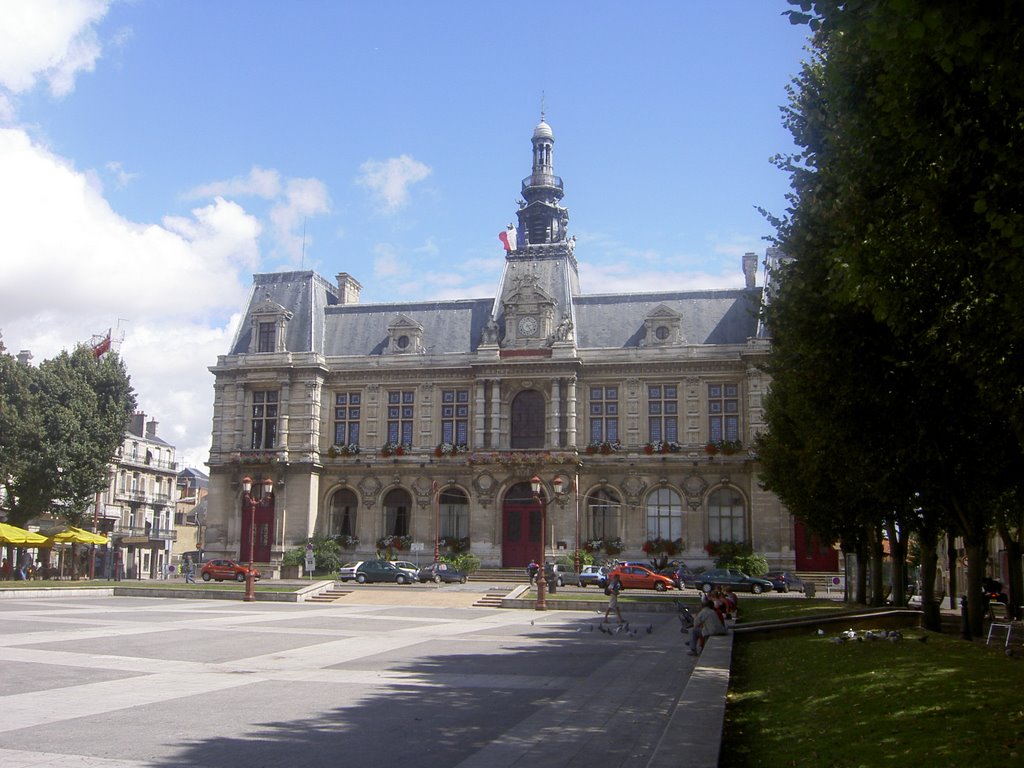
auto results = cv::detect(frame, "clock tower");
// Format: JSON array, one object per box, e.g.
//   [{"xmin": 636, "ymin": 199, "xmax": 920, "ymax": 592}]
[{"xmin": 492, "ymin": 114, "xmax": 579, "ymax": 349}]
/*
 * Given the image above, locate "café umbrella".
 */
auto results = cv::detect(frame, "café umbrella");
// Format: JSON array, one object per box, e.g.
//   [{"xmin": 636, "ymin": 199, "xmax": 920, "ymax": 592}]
[
  {"xmin": 0, "ymin": 522, "xmax": 48, "ymax": 546},
  {"xmin": 46, "ymin": 527, "xmax": 108, "ymax": 546}
]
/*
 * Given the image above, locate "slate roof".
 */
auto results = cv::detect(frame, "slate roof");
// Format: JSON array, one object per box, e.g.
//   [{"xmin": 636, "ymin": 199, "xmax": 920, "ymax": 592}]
[{"xmin": 228, "ymin": 269, "xmax": 761, "ymax": 357}]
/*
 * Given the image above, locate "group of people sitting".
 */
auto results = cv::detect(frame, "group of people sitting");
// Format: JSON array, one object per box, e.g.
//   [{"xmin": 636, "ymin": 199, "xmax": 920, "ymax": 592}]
[{"xmin": 685, "ymin": 587, "xmax": 737, "ymax": 656}]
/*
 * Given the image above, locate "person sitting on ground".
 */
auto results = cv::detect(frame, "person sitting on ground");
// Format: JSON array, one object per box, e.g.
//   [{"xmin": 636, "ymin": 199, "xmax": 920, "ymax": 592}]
[
  {"xmin": 687, "ymin": 596, "xmax": 727, "ymax": 655},
  {"xmin": 720, "ymin": 586, "xmax": 738, "ymax": 619}
]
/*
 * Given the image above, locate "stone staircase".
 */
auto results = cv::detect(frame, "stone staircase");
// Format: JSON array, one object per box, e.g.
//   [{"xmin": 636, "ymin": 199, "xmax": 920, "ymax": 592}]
[
  {"xmin": 473, "ymin": 588, "xmax": 514, "ymax": 608},
  {"xmin": 305, "ymin": 584, "xmax": 353, "ymax": 603},
  {"xmin": 473, "ymin": 568, "xmax": 529, "ymax": 584}
]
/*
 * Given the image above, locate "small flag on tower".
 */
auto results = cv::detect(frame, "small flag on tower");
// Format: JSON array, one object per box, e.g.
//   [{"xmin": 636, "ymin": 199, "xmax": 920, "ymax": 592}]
[{"xmin": 498, "ymin": 224, "xmax": 517, "ymax": 252}]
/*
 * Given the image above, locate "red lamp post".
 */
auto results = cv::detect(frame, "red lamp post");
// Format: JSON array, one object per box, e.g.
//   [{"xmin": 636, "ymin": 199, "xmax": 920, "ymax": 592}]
[
  {"xmin": 432, "ymin": 480, "xmax": 440, "ymax": 563},
  {"xmin": 530, "ymin": 475, "xmax": 564, "ymax": 611},
  {"xmin": 241, "ymin": 476, "xmax": 255, "ymax": 602}
]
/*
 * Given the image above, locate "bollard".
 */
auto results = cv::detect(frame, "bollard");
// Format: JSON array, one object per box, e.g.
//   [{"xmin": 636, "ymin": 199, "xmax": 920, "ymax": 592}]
[{"xmin": 960, "ymin": 595, "xmax": 971, "ymax": 641}]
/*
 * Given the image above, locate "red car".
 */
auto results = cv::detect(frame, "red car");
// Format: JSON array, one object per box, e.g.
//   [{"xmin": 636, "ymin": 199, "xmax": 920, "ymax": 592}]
[
  {"xmin": 607, "ymin": 564, "xmax": 675, "ymax": 591},
  {"xmin": 200, "ymin": 559, "xmax": 261, "ymax": 583}
]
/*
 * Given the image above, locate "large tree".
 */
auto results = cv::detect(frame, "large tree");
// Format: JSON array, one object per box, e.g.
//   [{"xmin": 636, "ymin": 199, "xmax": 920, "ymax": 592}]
[{"xmin": 0, "ymin": 343, "xmax": 135, "ymax": 528}]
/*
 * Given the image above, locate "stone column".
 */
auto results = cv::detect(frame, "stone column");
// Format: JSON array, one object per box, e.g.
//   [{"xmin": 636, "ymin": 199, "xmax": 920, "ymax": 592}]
[
  {"xmin": 565, "ymin": 375, "xmax": 577, "ymax": 448},
  {"xmin": 550, "ymin": 378, "xmax": 561, "ymax": 448}
]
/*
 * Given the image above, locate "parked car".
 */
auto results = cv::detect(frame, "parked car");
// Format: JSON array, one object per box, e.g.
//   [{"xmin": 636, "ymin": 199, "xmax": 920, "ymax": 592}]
[
  {"xmin": 200, "ymin": 559, "xmax": 261, "ymax": 583},
  {"xmin": 607, "ymin": 563, "xmax": 676, "ymax": 591},
  {"xmin": 697, "ymin": 568, "xmax": 773, "ymax": 594},
  {"xmin": 391, "ymin": 560, "xmax": 420, "ymax": 579},
  {"xmin": 544, "ymin": 563, "xmax": 577, "ymax": 587},
  {"xmin": 354, "ymin": 560, "xmax": 413, "ymax": 584},
  {"xmin": 577, "ymin": 565, "xmax": 608, "ymax": 588},
  {"xmin": 766, "ymin": 571, "xmax": 806, "ymax": 593},
  {"xmin": 417, "ymin": 562, "xmax": 468, "ymax": 584},
  {"xmin": 337, "ymin": 561, "xmax": 363, "ymax": 581}
]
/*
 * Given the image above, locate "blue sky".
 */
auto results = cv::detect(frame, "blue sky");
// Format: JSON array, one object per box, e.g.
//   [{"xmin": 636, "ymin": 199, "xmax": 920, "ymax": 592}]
[{"xmin": 0, "ymin": 0, "xmax": 811, "ymax": 468}]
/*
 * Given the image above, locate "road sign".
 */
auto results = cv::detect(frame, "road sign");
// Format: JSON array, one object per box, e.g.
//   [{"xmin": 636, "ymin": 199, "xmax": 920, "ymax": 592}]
[{"xmin": 410, "ymin": 542, "xmax": 425, "ymax": 551}]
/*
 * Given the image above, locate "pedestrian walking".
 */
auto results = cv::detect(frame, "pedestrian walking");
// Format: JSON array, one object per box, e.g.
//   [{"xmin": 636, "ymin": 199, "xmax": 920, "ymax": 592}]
[
  {"xmin": 604, "ymin": 573, "xmax": 624, "ymax": 623},
  {"xmin": 184, "ymin": 556, "xmax": 196, "ymax": 584}
]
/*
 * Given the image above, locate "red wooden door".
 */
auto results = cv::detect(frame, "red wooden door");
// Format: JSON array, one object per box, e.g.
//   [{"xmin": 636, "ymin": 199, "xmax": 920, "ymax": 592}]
[
  {"xmin": 241, "ymin": 497, "xmax": 275, "ymax": 564},
  {"xmin": 794, "ymin": 518, "xmax": 838, "ymax": 571},
  {"xmin": 502, "ymin": 502, "xmax": 542, "ymax": 567}
]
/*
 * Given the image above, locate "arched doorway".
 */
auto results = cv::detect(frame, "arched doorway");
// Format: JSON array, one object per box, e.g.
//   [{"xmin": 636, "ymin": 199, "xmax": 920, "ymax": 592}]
[
  {"xmin": 328, "ymin": 488, "xmax": 357, "ymax": 538},
  {"xmin": 510, "ymin": 390, "xmax": 545, "ymax": 448},
  {"xmin": 502, "ymin": 481, "xmax": 541, "ymax": 567}
]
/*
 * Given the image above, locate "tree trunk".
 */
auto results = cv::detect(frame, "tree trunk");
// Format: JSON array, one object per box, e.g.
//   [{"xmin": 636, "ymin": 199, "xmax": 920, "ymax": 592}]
[
  {"xmin": 918, "ymin": 535, "xmax": 942, "ymax": 632},
  {"xmin": 869, "ymin": 527, "xmax": 885, "ymax": 606},
  {"xmin": 855, "ymin": 539, "xmax": 868, "ymax": 604},
  {"xmin": 889, "ymin": 526, "xmax": 907, "ymax": 606},
  {"xmin": 947, "ymin": 535, "xmax": 959, "ymax": 611},
  {"xmin": 965, "ymin": 540, "xmax": 987, "ymax": 637}
]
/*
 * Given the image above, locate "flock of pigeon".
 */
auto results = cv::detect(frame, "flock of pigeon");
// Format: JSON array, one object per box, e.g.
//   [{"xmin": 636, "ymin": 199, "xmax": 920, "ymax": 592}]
[
  {"xmin": 819, "ymin": 627, "xmax": 925, "ymax": 644},
  {"xmin": 529, "ymin": 617, "xmax": 656, "ymax": 639}
]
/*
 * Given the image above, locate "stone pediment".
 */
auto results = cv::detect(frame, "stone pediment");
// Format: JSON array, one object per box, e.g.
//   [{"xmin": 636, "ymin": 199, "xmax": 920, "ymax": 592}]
[{"xmin": 642, "ymin": 304, "xmax": 684, "ymax": 347}]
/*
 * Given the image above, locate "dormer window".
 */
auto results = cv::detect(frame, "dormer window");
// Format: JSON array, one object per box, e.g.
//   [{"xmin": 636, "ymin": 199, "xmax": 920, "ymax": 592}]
[
  {"xmin": 248, "ymin": 292, "xmax": 293, "ymax": 354},
  {"xmin": 642, "ymin": 305, "xmax": 683, "ymax": 347},
  {"xmin": 387, "ymin": 315, "xmax": 424, "ymax": 354}
]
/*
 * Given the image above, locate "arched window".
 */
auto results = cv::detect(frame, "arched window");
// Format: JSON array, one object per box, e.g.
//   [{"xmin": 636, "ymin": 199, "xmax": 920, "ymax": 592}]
[
  {"xmin": 330, "ymin": 489, "xmax": 357, "ymax": 537},
  {"xmin": 708, "ymin": 487, "xmax": 745, "ymax": 542},
  {"xmin": 383, "ymin": 488, "xmax": 411, "ymax": 537},
  {"xmin": 587, "ymin": 488, "xmax": 621, "ymax": 540},
  {"xmin": 439, "ymin": 488, "xmax": 469, "ymax": 539},
  {"xmin": 646, "ymin": 487, "xmax": 682, "ymax": 541},
  {"xmin": 510, "ymin": 390, "xmax": 545, "ymax": 449}
]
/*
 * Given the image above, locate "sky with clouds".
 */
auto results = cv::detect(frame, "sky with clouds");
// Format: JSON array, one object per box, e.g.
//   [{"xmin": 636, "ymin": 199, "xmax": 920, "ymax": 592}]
[{"xmin": 0, "ymin": 0, "xmax": 811, "ymax": 470}]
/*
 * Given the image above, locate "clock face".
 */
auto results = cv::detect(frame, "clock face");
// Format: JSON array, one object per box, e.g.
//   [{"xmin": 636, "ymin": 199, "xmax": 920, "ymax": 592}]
[{"xmin": 517, "ymin": 316, "xmax": 539, "ymax": 336}]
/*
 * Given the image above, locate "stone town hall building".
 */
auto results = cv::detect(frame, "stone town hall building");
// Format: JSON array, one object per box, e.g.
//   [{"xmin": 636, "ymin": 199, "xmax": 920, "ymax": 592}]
[{"xmin": 204, "ymin": 118, "xmax": 830, "ymax": 575}]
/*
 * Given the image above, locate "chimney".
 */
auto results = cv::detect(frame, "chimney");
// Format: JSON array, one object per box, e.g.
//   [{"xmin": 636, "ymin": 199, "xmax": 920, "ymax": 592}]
[
  {"xmin": 146, "ymin": 419, "xmax": 158, "ymax": 439},
  {"xmin": 16, "ymin": 350, "xmax": 33, "ymax": 366},
  {"xmin": 742, "ymin": 252, "xmax": 758, "ymax": 289},
  {"xmin": 336, "ymin": 272, "xmax": 362, "ymax": 304},
  {"xmin": 131, "ymin": 412, "xmax": 145, "ymax": 437}
]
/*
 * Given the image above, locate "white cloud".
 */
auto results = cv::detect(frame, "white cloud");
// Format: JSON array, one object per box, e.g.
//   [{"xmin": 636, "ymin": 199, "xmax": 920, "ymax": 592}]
[
  {"xmin": 372, "ymin": 243, "xmax": 403, "ymax": 278},
  {"xmin": 356, "ymin": 154, "xmax": 431, "ymax": 212},
  {"xmin": 0, "ymin": 127, "xmax": 261, "ymax": 468},
  {"xmin": 185, "ymin": 166, "xmax": 282, "ymax": 201},
  {"xmin": 0, "ymin": 0, "xmax": 109, "ymax": 97}
]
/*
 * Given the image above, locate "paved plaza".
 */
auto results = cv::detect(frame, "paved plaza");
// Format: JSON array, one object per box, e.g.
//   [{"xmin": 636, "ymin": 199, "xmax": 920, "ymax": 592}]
[{"xmin": 0, "ymin": 588, "xmax": 696, "ymax": 768}]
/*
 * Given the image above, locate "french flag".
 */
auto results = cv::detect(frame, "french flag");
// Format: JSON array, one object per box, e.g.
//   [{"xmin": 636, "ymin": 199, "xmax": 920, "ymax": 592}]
[{"xmin": 499, "ymin": 225, "xmax": 517, "ymax": 252}]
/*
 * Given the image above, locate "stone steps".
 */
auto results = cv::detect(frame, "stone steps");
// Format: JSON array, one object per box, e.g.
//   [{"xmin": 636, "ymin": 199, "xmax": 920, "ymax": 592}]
[
  {"xmin": 306, "ymin": 586, "xmax": 353, "ymax": 603},
  {"xmin": 473, "ymin": 568, "xmax": 529, "ymax": 583}
]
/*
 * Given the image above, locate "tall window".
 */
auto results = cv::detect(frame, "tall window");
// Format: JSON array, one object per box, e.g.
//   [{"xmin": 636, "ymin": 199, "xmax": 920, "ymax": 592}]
[
  {"xmin": 330, "ymin": 489, "xmax": 357, "ymax": 537},
  {"xmin": 589, "ymin": 386, "xmax": 619, "ymax": 443},
  {"xmin": 387, "ymin": 390, "xmax": 415, "ymax": 445},
  {"xmin": 383, "ymin": 489, "xmax": 410, "ymax": 537},
  {"xmin": 648, "ymin": 385, "xmax": 678, "ymax": 443},
  {"xmin": 333, "ymin": 392, "xmax": 361, "ymax": 446},
  {"xmin": 708, "ymin": 487, "xmax": 745, "ymax": 542},
  {"xmin": 439, "ymin": 488, "xmax": 469, "ymax": 539},
  {"xmin": 646, "ymin": 487, "xmax": 683, "ymax": 541},
  {"xmin": 588, "ymin": 488, "xmax": 621, "ymax": 540},
  {"xmin": 257, "ymin": 321, "xmax": 276, "ymax": 353},
  {"xmin": 708, "ymin": 383, "xmax": 739, "ymax": 442},
  {"xmin": 251, "ymin": 391, "xmax": 279, "ymax": 449},
  {"xmin": 441, "ymin": 389, "xmax": 470, "ymax": 446}
]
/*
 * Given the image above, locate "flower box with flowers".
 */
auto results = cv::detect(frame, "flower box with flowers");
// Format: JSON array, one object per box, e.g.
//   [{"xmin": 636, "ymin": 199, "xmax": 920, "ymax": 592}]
[
  {"xmin": 328, "ymin": 444, "xmax": 361, "ymax": 459},
  {"xmin": 585, "ymin": 441, "xmax": 620, "ymax": 456},
  {"xmin": 642, "ymin": 537, "xmax": 683, "ymax": 556},
  {"xmin": 434, "ymin": 442, "xmax": 467, "ymax": 458},
  {"xmin": 335, "ymin": 534, "xmax": 359, "ymax": 549},
  {"xmin": 466, "ymin": 450, "xmax": 582, "ymax": 467},
  {"xmin": 380, "ymin": 442, "xmax": 410, "ymax": 457},
  {"xmin": 644, "ymin": 441, "xmax": 682, "ymax": 455},
  {"xmin": 438, "ymin": 536, "xmax": 471, "ymax": 554},
  {"xmin": 376, "ymin": 534, "xmax": 413, "ymax": 551}
]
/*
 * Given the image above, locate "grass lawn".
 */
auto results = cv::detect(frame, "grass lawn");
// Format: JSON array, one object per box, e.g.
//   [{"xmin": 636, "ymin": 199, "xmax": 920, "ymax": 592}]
[{"xmin": 722, "ymin": 600, "xmax": 1024, "ymax": 767}]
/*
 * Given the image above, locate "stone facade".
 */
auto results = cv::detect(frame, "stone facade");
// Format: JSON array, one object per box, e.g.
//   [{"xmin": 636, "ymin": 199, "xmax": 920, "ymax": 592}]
[{"xmin": 203, "ymin": 118, "xmax": 797, "ymax": 574}]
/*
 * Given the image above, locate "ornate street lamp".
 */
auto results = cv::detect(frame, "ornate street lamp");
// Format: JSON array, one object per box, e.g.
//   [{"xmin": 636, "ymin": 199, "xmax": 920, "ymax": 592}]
[
  {"xmin": 241, "ymin": 476, "xmax": 255, "ymax": 602},
  {"xmin": 530, "ymin": 475, "xmax": 565, "ymax": 611}
]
